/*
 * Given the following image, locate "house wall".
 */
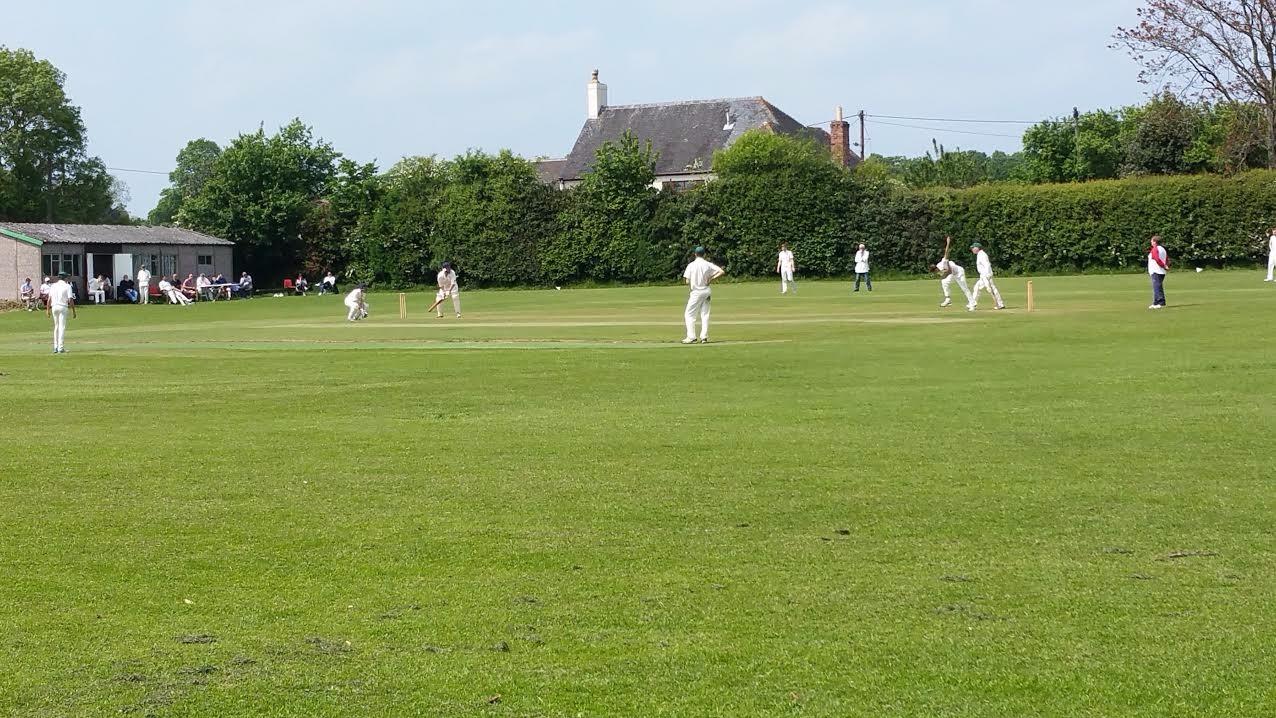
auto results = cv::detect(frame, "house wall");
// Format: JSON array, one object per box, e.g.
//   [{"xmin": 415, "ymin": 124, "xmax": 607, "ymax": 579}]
[
  {"xmin": 121, "ymin": 244, "xmax": 233, "ymax": 280},
  {"xmin": 2, "ymin": 238, "xmax": 41, "ymax": 302},
  {"xmin": 37, "ymin": 243, "xmax": 234, "ymax": 297}
]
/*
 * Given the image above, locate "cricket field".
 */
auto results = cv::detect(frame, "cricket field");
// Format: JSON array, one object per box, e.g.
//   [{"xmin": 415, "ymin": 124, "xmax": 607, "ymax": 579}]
[{"xmin": 2, "ymin": 273, "xmax": 1274, "ymax": 717}]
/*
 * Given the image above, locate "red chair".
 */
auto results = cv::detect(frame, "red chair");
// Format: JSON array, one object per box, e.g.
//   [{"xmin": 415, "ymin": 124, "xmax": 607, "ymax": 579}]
[{"xmin": 282, "ymin": 278, "xmax": 294, "ymax": 291}]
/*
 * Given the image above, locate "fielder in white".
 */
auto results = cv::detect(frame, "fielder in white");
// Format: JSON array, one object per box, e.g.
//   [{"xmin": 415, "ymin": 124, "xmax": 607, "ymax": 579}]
[
  {"xmin": 429, "ymin": 262, "xmax": 461, "ymax": 318},
  {"xmin": 344, "ymin": 284, "xmax": 368, "ymax": 321},
  {"xmin": 934, "ymin": 236, "xmax": 973, "ymax": 308},
  {"xmin": 136, "ymin": 266, "xmax": 151, "ymax": 304},
  {"xmin": 45, "ymin": 272, "xmax": 76, "ymax": 354},
  {"xmin": 776, "ymin": 243, "xmax": 796, "ymax": 294},
  {"xmin": 1265, "ymin": 227, "xmax": 1276, "ymax": 282},
  {"xmin": 683, "ymin": 246, "xmax": 725, "ymax": 344},
  {"xmin": 968, "ymin": 242, "xmax": 1005, "ymax": 311}
]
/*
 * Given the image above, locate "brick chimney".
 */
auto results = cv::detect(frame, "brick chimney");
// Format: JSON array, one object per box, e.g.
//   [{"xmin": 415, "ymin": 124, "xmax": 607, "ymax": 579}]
[
  {"xmin": 830, "ymin": 105, "xmax": 851, "ymax": 168},
  {"xmin": 587, "ymin": 69, "xmax": 608, "ymax": 120}
]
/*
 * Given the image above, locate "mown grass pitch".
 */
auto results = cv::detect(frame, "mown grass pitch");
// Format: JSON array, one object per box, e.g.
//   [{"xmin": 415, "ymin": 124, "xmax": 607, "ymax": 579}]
[{"xmin": 2, "ymin": 273, "xmax": 1274, "ymax": 717}]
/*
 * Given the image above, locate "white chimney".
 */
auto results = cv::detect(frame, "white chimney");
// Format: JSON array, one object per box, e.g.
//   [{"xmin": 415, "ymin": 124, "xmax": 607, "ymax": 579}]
[{"xmin": 587, "ymin": 69, "xmax": 608, "ymax": 120}]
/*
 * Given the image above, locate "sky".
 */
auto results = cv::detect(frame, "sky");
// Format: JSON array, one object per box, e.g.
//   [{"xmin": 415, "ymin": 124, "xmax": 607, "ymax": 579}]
[{"xmin": 7, "ymin": 0, "xmax": 1149, "ymax": 217}]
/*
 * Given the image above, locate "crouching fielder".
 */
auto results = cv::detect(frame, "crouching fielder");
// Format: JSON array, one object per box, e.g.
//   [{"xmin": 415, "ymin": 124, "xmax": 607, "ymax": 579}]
[
  {"xmin": 969, "ymin": 242, "xmax": 1005, "ymax": 310},
  {"xmin": 429, "ymin": 261, "xmax": 461, "ymax": 318},
  {"xmin": 935, "ymin": 236, "xmax": 973, "ymax": 308},
  {"xmin": 683, "ymin": 246, "xmax": 725, "ymax": 344},
  {"xmin": 344, "ymin": 284, "xmax": 368, "ymax": 321}
]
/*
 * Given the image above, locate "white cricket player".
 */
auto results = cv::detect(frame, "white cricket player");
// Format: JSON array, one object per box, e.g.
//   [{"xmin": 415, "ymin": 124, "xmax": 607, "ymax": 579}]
[
  {"xmin": 934, "ymin": 236, "xmax": 973, "ymax": 308},
  {"xmin": 776, "ymin": 243, "xmax": 796, "ymax": 294},
  {"xmin": 683, "ymin": 245, "xmax": 725, "ymax": 344},
  {"xmin": 136, "ymin": 265, "xmax": 151, "ymax": 304},
  {"xmin": 46, "ymin": 272, "xmax": 76, "ymax": 354},
  {"xmin": 344, "ymin": 284, "xmax": 368, "ymax": 321},
  {"xmin": 1265, "ymin": 227, "xmax": 1276, "ymax": 282},
  {"xmin": 968, "ymin": 242, "xmax": 1005, "ymax": 311},
  {"xmin": 428, "ymin": 261, "xmax": 461, "ymax": 318}
]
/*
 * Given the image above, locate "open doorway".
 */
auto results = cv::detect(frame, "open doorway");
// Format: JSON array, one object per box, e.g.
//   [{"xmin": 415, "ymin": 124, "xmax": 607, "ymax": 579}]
[{"xmin": 91, "ymin": 254, "xmax": 115, "ymax": 301}]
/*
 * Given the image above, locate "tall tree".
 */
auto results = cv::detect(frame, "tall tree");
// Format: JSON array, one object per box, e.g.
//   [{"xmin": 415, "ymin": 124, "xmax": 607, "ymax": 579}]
[
  {"xmin": 1114, "ymin": 0, "xmax": 1276, "ymax": 168},
  {"xmin": 149, "ymin": 139, "xmax": 221, "ymax": 224},
  {"xmin": 0, "ymin": 46, "xmax": 126, "ymax": 222},
  {"xmin": 178, "ymin": 120, "xmax": 339, "ymax": 280}
]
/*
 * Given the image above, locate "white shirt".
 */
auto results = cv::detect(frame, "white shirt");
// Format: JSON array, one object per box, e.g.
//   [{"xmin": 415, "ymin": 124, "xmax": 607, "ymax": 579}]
[
  {"xmin": 854, "ymin": 249, "xmax": 870, "ymax": 274},
  {"xmin": 47, "ymin": 280, "xmax": 74, "ymax": 309},
  {"xmin": 158, "ymin": 279, "xmax": 174, "ymax": 291},
  {"xmin": 344, "ymin": 288, "xmax": 364, "ymax": 305},
  {"xmin": 137, "ymin": 269, "xmax": 151, "ymax": 285},
  {"xmin": 683, "ymin": 257, "xmax": 723, "ymax": 292},
  {"xmin": 777, "ymin": 250, "xmax": 795, "ymax": 271},
  {"xmin": 39, "ymin": 281, "xmax": 50, "ymax": 296},
  {"xmin": 437, "ymin": 269, "xmax": 457, "ymax": 292},
  {"xmin": 1147, "ymin": 246, "xmax": 1168, "ymax": 275},
  {"xmin": 88, "ymin": 277, "xmax": 102, "ymax": 291},
  {"xmin": 937, "ymin": 259, "xmax": 964, "ymax": 276},
  {"xmin": 1269, "ymin": 234, "xmax": 1276, "ymax": 254},
  {"xmin": 975, "ymin": 250, "xmax": 993, "ymax": 278},
  {"xmin": 197, "ymin": 276, "xmax": 211, "ymax": 289}
]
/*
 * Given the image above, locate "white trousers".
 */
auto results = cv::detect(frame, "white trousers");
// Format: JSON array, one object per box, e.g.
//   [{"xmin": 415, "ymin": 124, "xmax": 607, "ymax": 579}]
[
  {"xmin": 51, "ymin": 307, "xmax": 68, "ymax": 350},
  {"xmin": 139, "ymin": 283, "xmax": 149, "ymax": 303},
  {"xmin": 780, "ymin": 268, "xmax": 795, "ymax": 293},
  {"xmin": 685, "ymin": 289, "xmax": 711, "ymax": 340},
  {"xmin": 435, "ymin": 289, "xmax": 461, "ymax": 315},
  {"xmin": 346, "ymin": 301, "xmax": 365, "ymax": 320},
  {"xmin": 941, "ymin": 272, "xmax": 972, "ymax": 303},
  {"xmin": 166, "ymin": 289, "xmax": 191, "ymax": 305},
  {"xmin": 972, "ymin": 275, "xmax": 1004, "ymax": 307},
  {"xmin": 91, "ymin": 289, "xmax": 105, "ymax": 304},
  {"xmin": 1267, "ymin": 251, "xmax": 1275, "ymax": 281}
]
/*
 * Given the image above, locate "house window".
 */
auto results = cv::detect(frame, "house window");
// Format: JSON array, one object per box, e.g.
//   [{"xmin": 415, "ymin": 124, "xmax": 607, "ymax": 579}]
[
  {"xmin": 134, "ymin": 253, "xmax": 160, "ymax": 276},
  {"xmin": 161, "ymin": 254, "xmax": 178, "ymax": 277},
  {"xmin": 197, "ymin": 254, "xmax": 213, "ymax": 266},
  {"xmin": 41, "ymin": 253, "xmax": 82, "ymax": 277}
]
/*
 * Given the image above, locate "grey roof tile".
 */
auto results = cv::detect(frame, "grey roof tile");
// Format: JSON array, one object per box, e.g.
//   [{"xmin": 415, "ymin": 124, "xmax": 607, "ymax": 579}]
[
  {"xmin": 559, "ymin": 97, "xmax": 831, "ymax": 181},
  {"xmin": 0, "ymin": 223, "xmax": 234, "ymax": 246}
]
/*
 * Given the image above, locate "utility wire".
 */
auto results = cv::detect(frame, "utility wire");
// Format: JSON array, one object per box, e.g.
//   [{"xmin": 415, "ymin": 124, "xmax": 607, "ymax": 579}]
[
  {"xmin": 868, "ymin": 119, "xmax": 1023, "ymax": 139},
  {"xmin": 870, "ymin": 113, "xmax": 1037, "ymax": 125},
  {"xmin": 107, "ymin": 166, "xmax": 170, "ymax": 176}
]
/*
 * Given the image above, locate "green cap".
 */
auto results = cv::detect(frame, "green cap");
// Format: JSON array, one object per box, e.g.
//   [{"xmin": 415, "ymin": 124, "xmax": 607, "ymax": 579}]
[
  {"xmin": 969, "ymin": 242, "xmax": 982, "ymax": 250},
  {"xmin": 693, "ymin": 246, "xmax": 706, "ymax": 255}
]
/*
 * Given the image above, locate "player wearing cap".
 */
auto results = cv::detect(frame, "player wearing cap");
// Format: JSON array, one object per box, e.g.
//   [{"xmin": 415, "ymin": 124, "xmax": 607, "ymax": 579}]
[
  {"xmin": 344, "ymin": 284, "xmax": 368, "ymax": 321},
  {"xmin": 776, "ymin": 243, "xmax": 796, "ymax": 295},
  {"xmin": 46, "ymin": 272, "xmax": 76, "ymax": 353},
  {"xmin": 682, "ymin": 246, "xmax": 725, "ymax": 344},
  {"xmin": 934, "ymin": 236, "xmax": 973, "ymax": 308},
  {"xmin": 968, "ymin": 242, "xmax": 1005, "ymax": 311},
  {"xmin": 429, "ymin": 262, "xmax": 461, "ymax": 318}
]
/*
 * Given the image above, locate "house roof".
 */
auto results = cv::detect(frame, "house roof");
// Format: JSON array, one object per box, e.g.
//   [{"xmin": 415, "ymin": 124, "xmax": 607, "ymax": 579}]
[
  {"xmin": 534, "ymin": 158, "xmax": 567, "ymax": 185},
  {"xmin": 0, "ymin": 227, "xmax": 42, "ymax": 247},
  {"xmin": 0, "ymin": 223, "xmax": 234, "ymax": 246},
  {"xmin": 556, "ymin": 97, "xmax": 831, "ymax": 182}
]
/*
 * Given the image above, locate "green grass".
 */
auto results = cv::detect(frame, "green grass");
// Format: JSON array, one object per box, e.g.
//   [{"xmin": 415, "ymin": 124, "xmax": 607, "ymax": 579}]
[{"xmin": 2, "ymin": 273, "xmax": 1274, "ymax": 717}]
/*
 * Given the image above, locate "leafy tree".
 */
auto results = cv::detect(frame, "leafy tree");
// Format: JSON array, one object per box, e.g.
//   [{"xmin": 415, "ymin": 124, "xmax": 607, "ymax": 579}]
[
  {"xmin": 432, "ymin": 150, "xmax": 556, "ymax": 286},
  {"xmin": 178, "ymin": 120, "xmax": 340, "ymax": 280},
  {"xmin": 1119, "ymin": 92, "xmax": 1207, "ymax": 175},
  {"xmin": 707, "ymin": 130, "xmax": 855, "ymax": 275},
  {"xmin": 1114, "ymin": 0, "xmax": 1276, "ymax": 168},
  {"xmin": 0, "ymin": 46, "xmax": 126, "ymax": 222},
  {"xmin": 543, "ymin": 131, "xmax": 663, "ymax": 283},
  {"xmin": 149, "ymin": 139, "xmax": 221, "ymax": 224},
  {"xmin": 1022, "ymin": 109, "xmax": 1122, "ymax": 183},
  {"xmin": 345, "ymin": 156, "xmax": 445, "ymax": 286},
  {"xmin": 298, "ymin": 157, "xmax": 379, "ymax": 277}
]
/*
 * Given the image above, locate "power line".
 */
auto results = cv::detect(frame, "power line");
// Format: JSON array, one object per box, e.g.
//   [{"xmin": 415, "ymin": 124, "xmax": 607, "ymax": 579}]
[
  {"xmin": 868, "ymin": 119, "xmax": 1023, "ymax": 139},
  {"xmin": 106, "ymin": 166, "xmax": 169, "ymax": 176},
  {"xmin": 870, "ymin": 113, "xmax": 1037, "ymax": 125}
]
